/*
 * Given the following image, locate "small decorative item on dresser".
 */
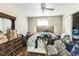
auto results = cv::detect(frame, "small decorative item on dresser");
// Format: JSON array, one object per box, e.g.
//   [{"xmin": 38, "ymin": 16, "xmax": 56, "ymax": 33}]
[{"xmin": 7, "ymin": 29, "xmax": 18, "ymax": 41}]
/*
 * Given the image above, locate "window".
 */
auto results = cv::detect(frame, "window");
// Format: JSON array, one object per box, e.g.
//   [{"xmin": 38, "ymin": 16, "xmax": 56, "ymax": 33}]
[{"xmin": 37, "ymin": 19, "xmax": 48, "ymax": 26}]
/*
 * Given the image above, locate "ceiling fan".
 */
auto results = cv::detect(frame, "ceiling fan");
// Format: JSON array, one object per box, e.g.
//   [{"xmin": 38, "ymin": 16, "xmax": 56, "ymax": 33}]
[{"xmin": 41, "ymin": 3, "xmax": 54, "ymax": 12}]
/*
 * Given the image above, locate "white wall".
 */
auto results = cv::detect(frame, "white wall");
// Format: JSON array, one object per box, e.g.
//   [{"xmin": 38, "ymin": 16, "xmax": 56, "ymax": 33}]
[
  {"xmin": 28, "ymin": 16, "xmax": 62, "ymax": 35},
  {"xmin": 15, "ymin": 15, "xmax": 28, "ymax": 35},
  {"xmin": 62, "ymin": 15, "xmax": 72, "ymax": 35},
  {"xmin": 49, "ymin": 16, "xmax": 62, "ymax": 35},
  {"xmin": 28, "ymin": 17, "xmax": 37, "ymax": 33}
]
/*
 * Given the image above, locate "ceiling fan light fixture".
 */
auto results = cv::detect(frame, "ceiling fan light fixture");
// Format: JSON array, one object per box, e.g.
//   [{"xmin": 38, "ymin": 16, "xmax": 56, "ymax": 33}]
[
  {"xmin": 41, "ymin": 3, "xmax": 46, "ymax": 12},
  {"xmin": 41, "ymin": 3, "xmax": 46, "ymax": 9}
]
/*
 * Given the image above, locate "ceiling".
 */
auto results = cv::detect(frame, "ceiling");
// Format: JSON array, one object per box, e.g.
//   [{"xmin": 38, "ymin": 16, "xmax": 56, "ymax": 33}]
[{"xmin": 0, "ymin": 3, "xmax": 79, "ymax": 16}]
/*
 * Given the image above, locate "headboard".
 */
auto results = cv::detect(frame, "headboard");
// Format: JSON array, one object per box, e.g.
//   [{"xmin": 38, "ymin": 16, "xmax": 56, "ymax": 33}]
[{"xmin": 36, "ymin": 26, "xmax": 54, "ymax": 33}]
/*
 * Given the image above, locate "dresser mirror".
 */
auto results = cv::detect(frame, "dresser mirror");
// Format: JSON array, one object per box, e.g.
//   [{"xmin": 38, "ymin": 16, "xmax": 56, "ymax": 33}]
[
  {"xmin": 0, "ymin": 18, "xmax": 11, "ymax": 34},
  {"xmin": 0, "ymin": 12, "xmax": 17, "ymax": 41},
  {"xmin": 0, "ymin": 12, "xmax": 16, "ymax": 33}
]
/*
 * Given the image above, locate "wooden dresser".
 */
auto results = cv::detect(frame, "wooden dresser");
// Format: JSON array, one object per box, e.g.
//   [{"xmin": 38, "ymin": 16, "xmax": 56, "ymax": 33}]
[{"xmin": 0, "ymin": 37, "xmax": 24, "ymax": 56}]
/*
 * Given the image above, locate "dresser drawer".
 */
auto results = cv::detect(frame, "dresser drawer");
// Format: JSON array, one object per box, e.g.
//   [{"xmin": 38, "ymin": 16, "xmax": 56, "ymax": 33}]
[
  {"xmin": 7, "ymin": 40, "xmax": 15, "ymax": 48},
  {"xmin": 0, "ymin": 50, "xmax": 7, "ymax": 56},
  {"xmin": 0, "ymin": 37, "xmax": 23, "ymax": 56},
  {"xmin": 7, "ymin": 47, "xmax": 14, "ymax": 53},
  {"xmin": 0, "ymin": 44, "xmax": 7, "ymax": 51}
]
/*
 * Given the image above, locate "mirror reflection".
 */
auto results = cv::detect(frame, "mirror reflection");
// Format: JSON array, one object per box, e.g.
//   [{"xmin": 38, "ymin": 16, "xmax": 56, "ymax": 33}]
[{"xmin": 0, "ymin": 18, "xmax": 11, "ymax": 34}]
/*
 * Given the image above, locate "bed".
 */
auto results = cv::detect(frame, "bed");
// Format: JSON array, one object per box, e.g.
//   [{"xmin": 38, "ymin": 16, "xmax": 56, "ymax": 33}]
[{"xmin": 27, "ymin": 32, "xmax": 57, "ymax": 55}]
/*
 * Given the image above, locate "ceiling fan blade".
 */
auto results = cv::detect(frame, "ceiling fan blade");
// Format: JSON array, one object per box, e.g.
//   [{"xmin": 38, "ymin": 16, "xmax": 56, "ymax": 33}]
[{"xmin": 45, "ymin": 8, "xmax": 54, "ymax": 10}]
